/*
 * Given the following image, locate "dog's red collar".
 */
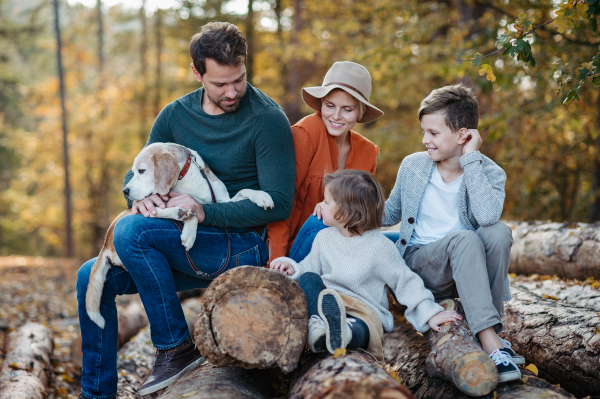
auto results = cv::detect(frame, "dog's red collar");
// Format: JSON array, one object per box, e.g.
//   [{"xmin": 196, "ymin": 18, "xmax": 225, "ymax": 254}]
[{"xmin": 178, "ymin": 152, "xmax": 192, "ymax": 180}]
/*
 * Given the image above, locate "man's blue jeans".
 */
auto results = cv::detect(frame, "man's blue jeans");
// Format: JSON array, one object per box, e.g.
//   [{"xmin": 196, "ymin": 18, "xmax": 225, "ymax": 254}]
[{"xmin": 76, "ymin": 215, "xmax": 268, "ymax": 399}]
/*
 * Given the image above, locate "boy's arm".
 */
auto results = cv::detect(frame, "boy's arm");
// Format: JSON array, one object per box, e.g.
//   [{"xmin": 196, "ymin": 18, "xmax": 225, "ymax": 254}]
[
  {"xmin": 382, "ymin": 161, "xmax": 404, "ymax": 226},
  {"xmin": 122, "ymin": 105, "xmax": 174, "ymax": 208},
  {"xmin": 460, "ymin": 151, "xmax": 506, "ymax": 226},
  {"xmin": 380, "ymin": 244, "xmax": 444, "ymax": 333}
]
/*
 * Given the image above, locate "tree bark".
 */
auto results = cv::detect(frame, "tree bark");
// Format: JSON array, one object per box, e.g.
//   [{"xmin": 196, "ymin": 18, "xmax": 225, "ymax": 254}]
[
  {"xmin": 509, "ymin": 221, "xmax": 600, "ymax": 280},
  {"xmin": 500, "ymin": 284, "xmax": 600, "ymax": 398},
  {"xmin": 194, "ymin": 266, "xmax": 307, "ymax": 374},
  {"xmin": 425, "ymin": 299, "xmax": 498, "ymax": 397},
  {"xmin": 383, "ymin": 322, "xmax": 575, "ymax": 399},
  {"xmin": 0, "ymin": 323, "xmax": 54, "ymax": 399},
  {"xmin": 159, "ymin": 363, "xmax": 282, "ymax": 399},
  {"xmin": 288, "ymin": 351, "xmax": 416, "ymax": 399}
]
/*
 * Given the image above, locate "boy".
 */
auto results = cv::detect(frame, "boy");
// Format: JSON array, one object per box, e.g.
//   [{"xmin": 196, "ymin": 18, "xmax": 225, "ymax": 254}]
[{"xmin": 383, "ymin": 83, "xmax": 523, "ymax": 383}]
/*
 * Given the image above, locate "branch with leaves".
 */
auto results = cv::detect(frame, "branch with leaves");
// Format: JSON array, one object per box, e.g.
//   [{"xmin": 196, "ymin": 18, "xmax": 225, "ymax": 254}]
[{"xmin": 459, "ymin": 0, "xmax": 600, "ymax": 104}]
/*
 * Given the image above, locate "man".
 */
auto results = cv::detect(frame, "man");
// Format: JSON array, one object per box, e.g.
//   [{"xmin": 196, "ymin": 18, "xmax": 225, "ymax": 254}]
[{"xmin": 76, "ymin": 22, "xmax": 295, "ymax": 398}]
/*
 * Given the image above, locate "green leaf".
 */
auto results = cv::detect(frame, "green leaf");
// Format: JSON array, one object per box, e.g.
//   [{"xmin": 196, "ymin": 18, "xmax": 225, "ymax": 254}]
[
  {"xmin": 593, "ymin": 76, "xmax": 600, "ymax": 87},
  {"xmin": 578, "ymin": 67, "xmax": 590, "ymax": 80},
  {"xmin": 591, "ymin": 17, "xmax": 598, "ymax": 32},
  {"xmin": 563, "ymin": 89, "xmax": 580, "ymax": 104}
]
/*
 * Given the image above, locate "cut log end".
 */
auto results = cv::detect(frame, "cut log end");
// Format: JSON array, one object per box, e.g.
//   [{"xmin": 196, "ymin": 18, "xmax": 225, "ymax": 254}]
[{"xmin": 195, "ymin": 266, "xmax": 308, "ymax": 374}]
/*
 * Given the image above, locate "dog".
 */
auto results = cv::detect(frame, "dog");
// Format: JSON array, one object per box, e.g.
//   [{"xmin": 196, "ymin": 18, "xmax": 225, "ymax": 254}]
[{"xmin": 86, "ymin": 142, "xmax": 274, "ymax": 328}]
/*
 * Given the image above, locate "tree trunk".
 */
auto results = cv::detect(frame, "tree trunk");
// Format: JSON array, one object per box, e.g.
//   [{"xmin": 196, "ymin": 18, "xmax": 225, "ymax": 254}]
[
  {"xmin": 153, "ymin": 9, "xmax": 162, "ymax": 118},
  {"xmin": 0, "ymin": 323, "xmax": 54, "ymax": 399},
  {"xmin": 383, "ymin": 322, "xmax": 575, "ymax": 399},
  {"xmin": 500, "ymin": 284, "xmax": 600, "ymax": 398},
  {"xmin": 159, "ymin": 364, "xmax": 282, "ymax": 399},
  {"xmin": 52, "ymin": 0, "xmax": 73, "ymax": 257},
  {"xmin": 284, "ymin": 0, "xmax": 303, "ymax": 124},
  {"xmin": 588, "ymin": 93, "xmax": 600, "ymax": 222},
  {"xmin": 425, "ymin": 299, "xmax": 498, "ymax": 397},
  {"xmin": 245, "ymin": 0, "xmax": 254, "ymax": 85},
  {"xmin": 509, "ymin": 221, "xmax": 600, "ymax": 280},
  {"xmin": 139, "ymin": 0, "xmax": 148, "ymax": 143},
  {"xmin": 287, "ymin": 351, "xmax": 416, "ymax": 399},
  {"xmin": 194, "ymin": 266, "xmax": 307, "ymax": 374}
]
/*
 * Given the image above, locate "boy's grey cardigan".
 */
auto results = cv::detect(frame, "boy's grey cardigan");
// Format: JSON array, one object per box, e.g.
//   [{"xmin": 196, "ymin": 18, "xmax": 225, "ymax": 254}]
[{"xmin": 383, "ymin": 150, "xmax": 511, "ymax": 301}]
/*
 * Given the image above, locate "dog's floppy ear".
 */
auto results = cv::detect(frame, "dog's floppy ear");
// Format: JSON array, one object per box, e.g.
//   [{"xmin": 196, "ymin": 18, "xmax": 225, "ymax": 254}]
[{"xmin": 153, "ymin": 150, "xmax": 179, "ymax": 195}]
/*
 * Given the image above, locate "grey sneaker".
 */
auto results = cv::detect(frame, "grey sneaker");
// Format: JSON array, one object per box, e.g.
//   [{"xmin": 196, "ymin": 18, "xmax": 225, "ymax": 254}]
[
  {"xmin": 490, "ymin": 348, "xmax": 521, "ymax": 383},
  {"xmin": 317, "ymin": 289, "xmax": 348, "ymax": 354},
  {"xmin": 138, "ymin": 335, "xmax": 205, "ymax": 396},
  {"xmin": 307, "ymin": 315, "xmax": 327, "ymax": 353},
  {"xmin": 499, "ymin": 337, "xmax": 525, "ymax": 365}
]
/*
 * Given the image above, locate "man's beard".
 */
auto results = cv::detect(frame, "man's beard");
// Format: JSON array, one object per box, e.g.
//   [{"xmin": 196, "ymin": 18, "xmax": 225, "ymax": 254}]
[{"xmin": 206, "ymin": 88, "xmax": 246, "ymax": 113}]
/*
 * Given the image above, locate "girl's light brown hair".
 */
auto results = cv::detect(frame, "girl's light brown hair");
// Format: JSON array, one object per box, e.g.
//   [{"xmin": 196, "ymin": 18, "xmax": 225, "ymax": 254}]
[{"xmin": 324, "ymin": 169, "xmax": 385, "ymax": 235}]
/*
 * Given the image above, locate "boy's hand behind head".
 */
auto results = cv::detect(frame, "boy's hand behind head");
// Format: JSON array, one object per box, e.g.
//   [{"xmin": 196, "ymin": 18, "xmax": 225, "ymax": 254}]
[
  {"xmin": 427, "ymin": 309, "xmax": 462, "ymax": 331},
  {"xmin": 459, "ymin": 128, "xmax": 482, "ymax": 155}
]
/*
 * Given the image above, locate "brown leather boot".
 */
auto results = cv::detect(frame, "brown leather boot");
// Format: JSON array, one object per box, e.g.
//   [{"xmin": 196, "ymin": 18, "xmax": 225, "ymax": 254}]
[{"xmin": 138, "ymin": 335, "xmax": 205, "ymax": 396}]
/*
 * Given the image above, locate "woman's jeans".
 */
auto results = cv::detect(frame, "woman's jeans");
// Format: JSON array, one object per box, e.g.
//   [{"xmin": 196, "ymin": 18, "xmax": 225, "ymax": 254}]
[
  {"xmin": 298, "ymin": 272, "xmax": 369, "ymax": 350},
  {"xmin": 76, "ymin": 215, "xmax": 268, "ymax": 399},
  {"xmin": 289, "ymin": 215, "xmax": 398, "ymax": 262}
]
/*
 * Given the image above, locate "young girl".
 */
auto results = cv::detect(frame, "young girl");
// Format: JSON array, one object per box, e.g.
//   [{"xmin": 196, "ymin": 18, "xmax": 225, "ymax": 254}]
[{"xmin": 270, "ymin": 169, "xmax": 461, "ymax": 358}]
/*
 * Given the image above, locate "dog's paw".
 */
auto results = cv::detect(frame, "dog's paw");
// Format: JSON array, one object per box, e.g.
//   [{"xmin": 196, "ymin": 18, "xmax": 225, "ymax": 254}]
[
  {"xmin": 251, "ymin": 192, "xmax": 275, "ymax": 210},
  {"xmin": 177, "ymin": 207, "xmax": 196, "ymax": 221},
  {"xmin": 181, "ymin": 231, "xmax": 196, "ymax": 251}
]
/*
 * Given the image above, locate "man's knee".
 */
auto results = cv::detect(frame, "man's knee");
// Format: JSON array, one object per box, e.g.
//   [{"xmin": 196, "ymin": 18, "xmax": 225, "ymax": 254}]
[
  {"xmin": 76, "ymin": 259, "xmax": 96, "ymax": 297},
  {"xmin": 449, "ymin": 230, "xmax": 481, "ymax": 247},
  {"xmin": 113, "ymin": 214, "xmax": 146, "ymax": 254},
  {"xmin": 477, "ymin": 222, "xmax": 513, "ymax": 249}
]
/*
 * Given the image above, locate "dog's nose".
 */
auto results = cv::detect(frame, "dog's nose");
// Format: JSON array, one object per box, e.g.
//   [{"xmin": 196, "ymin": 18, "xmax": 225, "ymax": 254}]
[{"xmin": 123, "ymin": 187, "xmax": 130, "ymax": 196}]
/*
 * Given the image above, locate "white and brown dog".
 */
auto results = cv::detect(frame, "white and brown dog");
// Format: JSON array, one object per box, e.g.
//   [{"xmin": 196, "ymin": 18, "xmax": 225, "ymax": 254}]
[{"xmin": 86, "ymin": 142, "xmax": 274, "ymax": 328}]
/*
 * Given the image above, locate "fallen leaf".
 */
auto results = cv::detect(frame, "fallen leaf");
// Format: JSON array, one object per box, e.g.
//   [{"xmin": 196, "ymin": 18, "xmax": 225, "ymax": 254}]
[
  {"xmin": 594, "ymin": 326, "xmax": 600, "ymax": 335},
  {"xmin": 556, "ymin": 383, "xmax": 560, "ymax": 388},
  {"xmin": 180, "ymin": 390, "xmax": 199, "ymax": 397},
  {"xmin": 334, "ymin": 348, "xmax": 346, "ymax": 358},
  {"xmin": 542, "ymin": 294, "xmax": 560, "ymax": 301},
  {"xmin": 538, "ymin": 391, "xmax": 553, "ymax": 397},
  {"xmin": 521, "ymin": 376, "xmax": 529, "ymax": 383},
  {"xmin": 387, "ymin": 370, "xmax": 401, "ymax": 383},
  {"xmin": 493, "ymin": 391, "xmax": 497, "ymax": 399},
  {"xmin": 525, "ymin": 363, "xmax": 538, "ymax": 376}
]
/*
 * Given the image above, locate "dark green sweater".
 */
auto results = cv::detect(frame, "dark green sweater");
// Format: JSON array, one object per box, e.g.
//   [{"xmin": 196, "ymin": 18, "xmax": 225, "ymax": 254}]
[{"xmin": 123, "ymin": 84, "xmax": 295, "ymax": 229}]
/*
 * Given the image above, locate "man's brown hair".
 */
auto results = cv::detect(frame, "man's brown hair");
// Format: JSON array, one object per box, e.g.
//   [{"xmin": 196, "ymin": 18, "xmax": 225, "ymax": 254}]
[
  {"xmin": 190, "ymin": 22, "xmax": 247, "ymax": 75},
  {"xmin": 418, "ymin": 83, "xmax": 479, "ymax": 132},
  {"xmin": 324, "ymin": 170, "xmax": 385, "ymax": 235}
]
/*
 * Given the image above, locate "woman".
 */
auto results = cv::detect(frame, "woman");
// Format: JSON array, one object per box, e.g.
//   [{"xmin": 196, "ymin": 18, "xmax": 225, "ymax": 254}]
[{"xmin": 267, "ymin": 61, "xmax": 384, "ymax": 264}]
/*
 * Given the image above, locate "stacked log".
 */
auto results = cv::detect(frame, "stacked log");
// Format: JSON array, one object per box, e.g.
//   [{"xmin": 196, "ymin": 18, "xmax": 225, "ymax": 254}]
[
  {"xmin": 0, "ymin": 323, "xmax": 54, "ymax": 399},
  {"xmin": 288, "ymin": 351, "xmax": 415, "ymax": 399},
  {"xmin": 194, "ymin": 266, "xmax": 308, "ymax": 373},
  {"xmin": 383, "ymin": 322, "xmax": 575, "ymax": 399},
  {"xmin": 508, "ymin": 221, "xmax": 600, "ymax": 280},
  {"xmin": 424, "ymin": 300, "xmax": 497, "ymax": 397},
  {"xmin": 159, "ymin": 363, "xmax": 283, "ymax": 399},
  {"xmin": 501, "ymin": 284, "xmax": 600, "ymax": 398}
]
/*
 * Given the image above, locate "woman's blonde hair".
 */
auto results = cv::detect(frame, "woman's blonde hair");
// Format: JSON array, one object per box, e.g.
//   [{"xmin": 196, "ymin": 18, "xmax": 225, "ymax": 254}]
[{"xmin": 324, "ymin": 169, "xmax": 385, "ymax": 235}]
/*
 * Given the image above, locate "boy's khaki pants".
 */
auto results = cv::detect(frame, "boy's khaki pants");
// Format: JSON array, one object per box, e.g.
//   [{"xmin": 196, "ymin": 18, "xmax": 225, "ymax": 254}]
[{"xmin": 403, "ymin": 222, "xmax": 512, "ymax": 336}]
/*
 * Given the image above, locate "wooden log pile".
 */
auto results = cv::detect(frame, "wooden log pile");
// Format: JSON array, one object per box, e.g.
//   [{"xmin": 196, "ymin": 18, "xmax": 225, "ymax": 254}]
[
  {"xmin": 501, "ymin": 283, "xmax": 600, "ymax": 398},
  {"xmin": 508, "ymin": 221, "xmax": 600, "ymax": 280},
  {"xmin": 288, "ymin": 351, "xmax": 415, "ymax": 399},
  {"xmin": 0, "ymin": 323, "xmax": 54, "ymax": 399},
  {"xmin": 383, "ymin": 322, "xmax": 575, "ymax": 399},
  {"xmin": 194, "ymin": 266, "xmax": 308, "ymax": 373}
]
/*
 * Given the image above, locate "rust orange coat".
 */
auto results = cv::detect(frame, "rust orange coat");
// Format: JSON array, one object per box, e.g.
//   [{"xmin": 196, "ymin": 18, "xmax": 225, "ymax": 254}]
[{"xmin": 266, "ymin": 112, "xmax": 379, "ymax": 263}]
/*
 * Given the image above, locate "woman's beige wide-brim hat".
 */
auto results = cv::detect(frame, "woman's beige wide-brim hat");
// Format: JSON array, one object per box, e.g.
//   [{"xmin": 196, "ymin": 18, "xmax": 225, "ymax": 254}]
[{"xmin": 302, "ymin": 61, "xmax": 384, "ymax": 124}]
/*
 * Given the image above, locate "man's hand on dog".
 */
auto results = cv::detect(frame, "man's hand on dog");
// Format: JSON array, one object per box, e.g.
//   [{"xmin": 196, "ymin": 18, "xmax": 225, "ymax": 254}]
[
  {"xmin": 165, "ymin": 192, "xmax": 205, "ymax": 223},
  {"xmin": 132, "ymin": 192, "xmax": 205, "ymax": 223},
  {"xmin": 132, "ymin": 194, "xmax": 169, "ymax": 217}
]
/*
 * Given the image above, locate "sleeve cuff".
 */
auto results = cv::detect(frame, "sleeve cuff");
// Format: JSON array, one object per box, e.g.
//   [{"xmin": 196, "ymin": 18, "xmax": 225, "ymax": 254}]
[
  {"xmin": 459, "ymin": 151, "xmax": 482, "ymax": 168},
  {"xmin": 271, "ymin": 256, "xmax": 302, "ymax": 280}
]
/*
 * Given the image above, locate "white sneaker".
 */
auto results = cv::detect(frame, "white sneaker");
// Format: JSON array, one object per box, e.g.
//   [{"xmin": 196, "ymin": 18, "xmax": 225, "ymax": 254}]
[
  {"xmin": 307, "ymin": 315, "xmax": 326, "ymax": 353},
  {"xmin": 490, "ymin": 348, "xmax": 521, "ymax": 383},
  {"xmin": 498, "ymin": 336, "xmax": 525, "ymax": 365},
  {"xmin": 346, "ymin": 318, "xmax": 355, "ymax": 345}
]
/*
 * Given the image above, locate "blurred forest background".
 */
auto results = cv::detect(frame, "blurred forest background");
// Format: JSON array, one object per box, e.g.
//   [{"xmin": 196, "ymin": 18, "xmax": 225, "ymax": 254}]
[{"xmin": 0, "ymin": 0, "xmax": 598, "ymax": 259}]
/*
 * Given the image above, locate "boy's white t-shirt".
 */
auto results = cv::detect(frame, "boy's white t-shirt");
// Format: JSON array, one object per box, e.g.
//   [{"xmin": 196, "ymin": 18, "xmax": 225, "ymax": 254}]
[{"xmin": 409, "ymin": 165, "xmax": 467, "ymax": 246}]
